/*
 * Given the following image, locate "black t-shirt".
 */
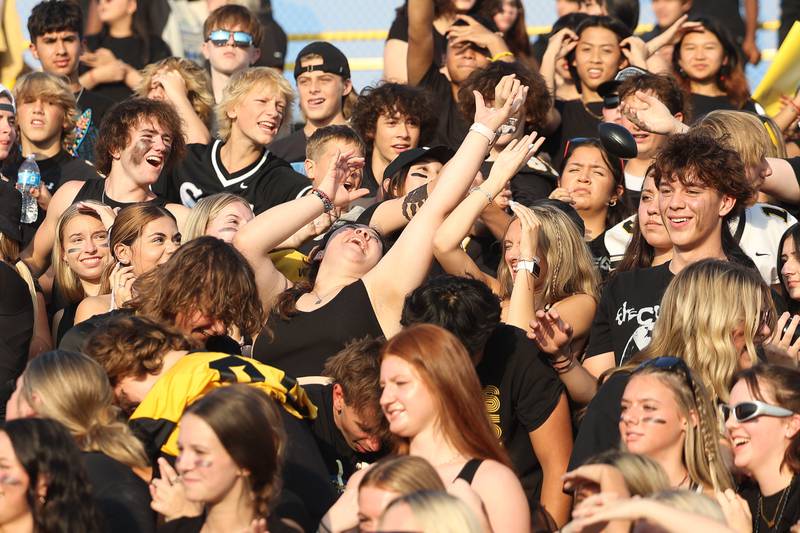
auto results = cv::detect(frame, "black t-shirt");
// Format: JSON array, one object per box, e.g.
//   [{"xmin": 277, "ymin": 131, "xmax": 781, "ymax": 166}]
[
  {"xmin": 267, "ymin": 129, "xmax": 308, "ymax": 164},
  {"xmin": 588, "ymin": 230, "xmax": 613, "ymax": 281},
  {"xmin": 75, "ymin": 89, "xmax": 114, "ymax": 164},
  {"xmin": 585, "ymin": 262, "xmax": 674, "ymax": 365},
  {"xmin": 547, "ymin": 99, "xmax": 603, "ymax": 169},
  {"xmin": 480, "ymin": 158, "xmax": 557, "ymax": 207},
  {"xmin": 304, "ymin": 383, "xmax": 383, "ymax": 490},
  {"xmin": 158, "ymin": 140, "xmax": 312, "ymax": 214},
  {"xmin": 59, "ymin": 309, "xmax": 128, "ymax": 353},
  {"xmin": 419, "ymin": 65, "xmax": 469, "ymax": 151},
  {"xmin": 689, "ymin": 94, "xmax": 758, "ymax": 121},
  {"xmin": 84, "ymin": 32, "xmax": 172, "ymax": 102},
  {"xmin": 476, "ymin": 325, "xmax": 565, "ymax": 511},
  {"xmin": 2, "ymin": 150, "xmax": 98, "ymax": 193},
  {"xmin": 83, "ymin": 451, "xmax": 155, "ymax": 533},
  {"xmin": 157, "ymin": 514, "xmax": 294, "ymax": 533},
  {"xmin": 568, "ymin": 372, "xmax": 629, "ymax": 470},
  {"xmin": 739, "ymin": 477, "xmax": 800, "ymax": 533},
  {"xmin": 387, "ymin": 7, "xmax": 447, "ymax": 67},
  {"xmin": 0, "ymin": 262, "xmax": 33, "ymax": 418}
]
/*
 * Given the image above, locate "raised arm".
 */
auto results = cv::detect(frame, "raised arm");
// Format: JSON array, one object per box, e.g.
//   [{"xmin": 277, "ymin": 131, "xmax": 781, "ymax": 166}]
[
  {"xmin": 21, "ymin": 180, "xmax": 84, "ymax": 277},
  {"xmin": 539, "ymin": 28, "xmax": 577, "ymax": 100},
  {"xmin": 504, "ymin": 201, "xmax": 543, "ymax": 330},
  {"xmin": 153, "ymin": 69, "xmax": 211, "ymax": 145},
  {"xmin": 233, "ymin": 151, "xmax": 367, "ymax": 309},
  {"xmin": 406, "ymin": 0, "xmax": 435, "ymax": 86},
  {"xmin": 365, "ymin": 76, "xmax": 529, "ymax": 336}
]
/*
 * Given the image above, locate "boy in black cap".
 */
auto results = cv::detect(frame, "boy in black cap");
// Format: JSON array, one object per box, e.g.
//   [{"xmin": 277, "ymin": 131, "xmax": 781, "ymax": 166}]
[
  {"xmin": 407, "ymin": 0, "xmax": 513, "ymax": 149},
  {"xmin": 268, "ymin": 42, "xmax": 354, "ymax": 163}
]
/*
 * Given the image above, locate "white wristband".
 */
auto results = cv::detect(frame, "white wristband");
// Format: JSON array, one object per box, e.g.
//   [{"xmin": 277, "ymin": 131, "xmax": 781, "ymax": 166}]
[{"xmin": 469, "ymin": 122, "xmax": 497, "ymax": 143}]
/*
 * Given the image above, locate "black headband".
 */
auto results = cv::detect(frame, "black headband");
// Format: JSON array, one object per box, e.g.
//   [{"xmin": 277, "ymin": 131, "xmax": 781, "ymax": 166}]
[{"xmin": 0, "ymin": 103, "xmax": 13, "ymax": 113}]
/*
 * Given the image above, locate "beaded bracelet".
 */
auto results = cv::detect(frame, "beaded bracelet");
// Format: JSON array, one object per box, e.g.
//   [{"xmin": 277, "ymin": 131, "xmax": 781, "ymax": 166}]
[{"xmin": 311, "ymin": 188, "xmax": 334, "ymax": 213}]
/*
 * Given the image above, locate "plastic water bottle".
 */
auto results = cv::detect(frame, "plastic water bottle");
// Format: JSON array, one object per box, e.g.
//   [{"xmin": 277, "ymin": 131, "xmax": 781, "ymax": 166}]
[{"xmin": 17, "ymin": 154, "xmax": 41, "ymax": 224}]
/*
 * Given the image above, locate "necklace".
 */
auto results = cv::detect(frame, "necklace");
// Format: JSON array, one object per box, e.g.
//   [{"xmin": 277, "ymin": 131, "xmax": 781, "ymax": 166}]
[
  {"xmin": 309, "ymin": 285, "xmax": 345, "ymax": 305},
  {"xmin": 581, "ymin": 98, "xmax": 604, "ymax": 121},
  {"xmin": 756, "ymin": 476, "xmax": 795, "ymax": 532},
  {"xmin": 75, "ymin": 87, "xmax": 85, "ymax": 105}
]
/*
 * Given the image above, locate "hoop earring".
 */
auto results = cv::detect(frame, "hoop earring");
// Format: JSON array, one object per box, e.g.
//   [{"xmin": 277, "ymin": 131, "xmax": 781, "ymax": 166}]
[{"xmin": 609, "ymin": 199, "xmax": 617, "ymax": 207}]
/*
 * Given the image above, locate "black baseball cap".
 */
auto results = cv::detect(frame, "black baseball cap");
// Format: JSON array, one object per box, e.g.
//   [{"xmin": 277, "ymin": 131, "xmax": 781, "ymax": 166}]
[
  {"xmin": 383, "ymin": 146, "xmax": 455, "ymax": 182},
  {"xmin": 0, "ymin": 180, "xmax": 22, "ymax": 242},
  {"xmin": 294, "ymin": 41, "xmax": 351, "ymax": 80}
]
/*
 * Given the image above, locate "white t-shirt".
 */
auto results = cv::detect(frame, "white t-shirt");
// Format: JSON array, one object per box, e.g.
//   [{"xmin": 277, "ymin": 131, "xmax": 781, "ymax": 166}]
[{"xmin": 605, "ymin": 203, "xmax": 796, "ymax": 285}]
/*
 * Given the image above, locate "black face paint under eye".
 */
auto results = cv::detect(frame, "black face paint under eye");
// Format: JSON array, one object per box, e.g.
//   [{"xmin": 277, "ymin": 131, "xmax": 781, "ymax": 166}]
[
  {"xmin": 641, "ymin": 416, "xmax": 668, "ymax": 424},
  {"xmin": 66, "ymin": 247, "xmax": 82, "ymax": 254}
]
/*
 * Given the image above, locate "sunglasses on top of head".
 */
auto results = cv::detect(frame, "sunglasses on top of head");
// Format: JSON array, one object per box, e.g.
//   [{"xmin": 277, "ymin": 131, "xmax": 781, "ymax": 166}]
[
  {"xmin": 207, "ymin": 30, "xmax": 254, "ymax": 48},
  {"xmin": 721, "ymin": 400, "xmax": 795, "ymax": 423}
]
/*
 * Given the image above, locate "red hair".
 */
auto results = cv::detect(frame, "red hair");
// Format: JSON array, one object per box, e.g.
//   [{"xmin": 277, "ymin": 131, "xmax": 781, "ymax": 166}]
[{"xmin": 381, "ymin": 324, "xmax": 511, "ymax": 467}]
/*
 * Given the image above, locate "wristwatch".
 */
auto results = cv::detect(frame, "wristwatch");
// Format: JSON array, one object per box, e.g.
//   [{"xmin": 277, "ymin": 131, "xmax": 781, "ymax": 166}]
[{"xmin": 514, "ymin": 258, "xmax": 541, "ymax": 278}]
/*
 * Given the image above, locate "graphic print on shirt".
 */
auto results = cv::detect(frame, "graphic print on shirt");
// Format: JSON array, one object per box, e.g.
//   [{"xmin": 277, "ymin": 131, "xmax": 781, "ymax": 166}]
[
  {"xmin": 483, "ymin": 385, "xmax": 501, "ymax": 438},
  {"xmin": 615, "ymin": 301, "xmax": 660, "ymax": 364}
]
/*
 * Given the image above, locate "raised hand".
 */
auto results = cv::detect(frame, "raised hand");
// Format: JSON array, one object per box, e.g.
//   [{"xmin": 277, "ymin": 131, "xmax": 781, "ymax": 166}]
[
  {"xmin": 545, "ymin": 27, "xmax": 579, "ymax": 61},
  {"xmin": 474, "ymin": 74, "xmax": 529, "ymax": 132},
  {"xmin": 620, "ymin": 36, "xmax": 649, "ymax": 69},
  {"xmin": 486, "ymin": 132, "xmax": 544, "ymax": 186},
  {"xmin": 153, "ymin": 69, "xmax": 189, "ymax": 103},
  {"xmin": 315, "ymin": 149, "xmax": 368, "ymax": 208},
  {"xmin": 149, "ymin": 457, "xmax": 202, "ymax": 520},
  {"xmin": 77, "ymin": 201, "xmax": 117, "ymax": 230},
  {"xmin": 510, "ymin": 201, "xmax": 540, "ymax": 261},
  {"xmin": 645, "ymin": 15, "xmax": 703, "ymax": 55},
  {"xmin": 528, "ymin": 308, "xmax": 574, "ymax": 356},
  {"xmin": 766, "ymin": 312, "xmax": 800, "ymax": 362},
  {"xmin": 447, "ymin": 14, "xmax": 505, "ymax": 52},
  {"xmin": 109, "ymin": 263, "xmax": 136, "ymax": 308},
  {"xmin": 715, "ymin": 489, "xmax": 752, "ymax": 533},
  {"xmin": 621, "ymin": 90, "xmax": 686, "ymax": 135}
]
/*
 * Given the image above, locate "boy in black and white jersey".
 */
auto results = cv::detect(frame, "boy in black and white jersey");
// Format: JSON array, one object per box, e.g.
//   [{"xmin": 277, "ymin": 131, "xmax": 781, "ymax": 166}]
[{"xmin": 158, "ymin": 67, "xmax": 312, "ymax": 214}]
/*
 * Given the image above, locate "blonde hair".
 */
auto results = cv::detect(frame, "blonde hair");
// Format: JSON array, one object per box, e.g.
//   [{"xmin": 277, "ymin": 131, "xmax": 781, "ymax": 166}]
[
  {"xmin": 216, "ymin": 67, "xmax": 295, "ymax": 142},
  {"xmin": 651, "ymin": 490, "xmax": 726, "ymax": 523},
  {"xmin": 696, "ymin": 111, "xmax": 772, "ymax": 171},
  {"xmin": 497, "ymin": 205, "xmax": 599, "ymax": 304},
  {"xmin": 626, "ymin": 366, "xmax": 734, "ymax": 492},
  {"xmin": 587, "ymin": 450, "xmax": 670, "ymax": 497},
  {"xmin": 360, "ymin": 456, "xmax": 446, "ymax": 495},
  {"xmin": 136, "ymin": 57, "xmax": 214, "ymax": 127},
  {"xmin": 380, "ymin": 491, "xmax": 484, "ymax": 533},
  {"xmin": 19, "ymin": 350, "xmax": 148, "ymax": 469},
  {"xmin": 182, "ymin": 193, "xmax": 253, "ymax": 243},
  {"xmin": 52, "ymin": 202, "xmax": 110, "ymax": 304},
  {"xmin": 634, "ymin": 259, "xmax": 774, "ymax": 403},
  {"xmin": 13, "ymin": 72, "xmax": 77, "ymax": 150}
]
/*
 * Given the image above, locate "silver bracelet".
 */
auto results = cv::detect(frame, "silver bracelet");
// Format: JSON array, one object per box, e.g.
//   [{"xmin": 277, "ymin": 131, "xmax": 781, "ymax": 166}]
[{"xmin": 469, "ymin": 187, "xmax": 494, "ymax": 205}]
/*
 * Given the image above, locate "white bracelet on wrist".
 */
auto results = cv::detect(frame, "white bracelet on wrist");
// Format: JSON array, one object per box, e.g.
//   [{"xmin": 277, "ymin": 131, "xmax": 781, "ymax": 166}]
[{"xmin": 469, "ymin": 122, "xmax": 497, "ymax": 144}]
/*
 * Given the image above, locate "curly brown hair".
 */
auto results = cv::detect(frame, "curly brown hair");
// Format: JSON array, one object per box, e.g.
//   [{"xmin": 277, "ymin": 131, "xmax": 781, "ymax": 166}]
[
  {"xmin": 94, "ymin": 98, "xmax": 187, "ymax": 176},
  {"xmin": 650, "ymin": 129, "xmax": 755, "ymax": 207},
  {"xmin": 457, "ymin": 60, "xmax": 551, "ymax": 132},
  {"xmin": 125, "ymin": 237, "xmax": 265, "ymax": 339},
  {"xmin": 350, "ymin": 83, "xmax": 437, "ymax": 147},
  {"xmin": 83, "ymin": 315, "xmax": 191, "ymax": 388}
]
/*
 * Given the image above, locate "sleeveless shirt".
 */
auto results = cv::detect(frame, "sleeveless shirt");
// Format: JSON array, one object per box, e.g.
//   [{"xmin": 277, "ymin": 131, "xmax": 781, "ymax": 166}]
[
  {"xmin": 253, "ymin": 279, "xmax": 384, "ymax": 378},
  {"xmin": 73, "ymin": 179, "xmax": 168, "ymax": 209}
]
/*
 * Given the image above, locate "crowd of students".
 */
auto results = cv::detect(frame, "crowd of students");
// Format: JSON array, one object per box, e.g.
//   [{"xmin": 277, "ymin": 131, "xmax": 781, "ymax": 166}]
[{"xmin": 1, "ymin": 0, "xmax": 800, "ymax": 531}]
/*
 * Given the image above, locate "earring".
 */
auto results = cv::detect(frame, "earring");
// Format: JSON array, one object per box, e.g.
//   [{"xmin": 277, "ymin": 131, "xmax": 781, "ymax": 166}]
[{"xmin": 609, "ymin": 199, "xmax": 617, "ymax": 207}]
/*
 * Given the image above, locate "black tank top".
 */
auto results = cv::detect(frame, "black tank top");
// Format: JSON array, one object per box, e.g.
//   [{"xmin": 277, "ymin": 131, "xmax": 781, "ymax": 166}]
[
  {"xmin": 253, "ymin": 279, "xmax": 384, "ymax": 378},
  {"xmin": 73, "ymin": 179, "xmax": 168, "ymax": 209},
  {"xmin": 454, "ymin": 459, "xmax": 484, "ymax": 485}
]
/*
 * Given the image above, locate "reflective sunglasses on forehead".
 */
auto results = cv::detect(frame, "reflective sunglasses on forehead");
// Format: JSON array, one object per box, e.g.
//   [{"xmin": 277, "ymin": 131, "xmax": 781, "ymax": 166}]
[
  {"xmin": 721, "ymin": 400, "xmax": 795, "ymax": 423},
  {"xmin": 207, "ymin": 29, "xmax": 254, "ymax": 48}
]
